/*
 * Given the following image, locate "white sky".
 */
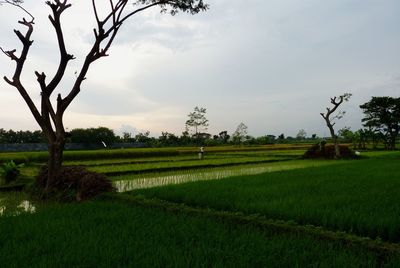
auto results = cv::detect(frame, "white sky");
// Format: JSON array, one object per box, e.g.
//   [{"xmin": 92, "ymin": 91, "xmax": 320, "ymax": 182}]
[{"xmin": 0, "ymin": 0, "xmax": 399, "ymax": 138}]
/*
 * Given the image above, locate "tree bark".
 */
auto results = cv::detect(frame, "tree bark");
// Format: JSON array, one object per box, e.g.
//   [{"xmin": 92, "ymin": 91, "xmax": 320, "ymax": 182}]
[
  {"xmin": 327, "ymin": 123, "xmax": 340, "ymax": 159},
  {"xmin": 46, "ymin": 137, "xmax": 65, "ymax": 191}
]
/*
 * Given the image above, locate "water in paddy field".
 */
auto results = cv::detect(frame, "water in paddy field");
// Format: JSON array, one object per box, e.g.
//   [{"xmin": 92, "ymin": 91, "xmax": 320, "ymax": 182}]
[
  {"xmin": 0, "ymin": 193, "xmax": 36, "ymax": 217},
  {"xmin": 114, "ymin": 164, "xmax": 301, "ymax": 192}
]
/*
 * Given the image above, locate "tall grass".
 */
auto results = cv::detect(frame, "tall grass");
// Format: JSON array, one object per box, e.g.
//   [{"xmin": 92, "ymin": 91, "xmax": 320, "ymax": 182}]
[
  {"xmin": 134, "ymin": 155, "xmax": 400, "ymax": 242},
  {"xmin": 0, "ymin": 199, "xmax": 397, "ymax": 267}
]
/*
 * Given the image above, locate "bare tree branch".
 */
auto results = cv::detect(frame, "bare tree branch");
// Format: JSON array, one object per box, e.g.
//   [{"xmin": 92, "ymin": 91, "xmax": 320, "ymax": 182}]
[
  {"xmin": 44, "ymin": 1, "xmax": 74, "ymax": 95},
  {"xmin": 0, "ymin": 0, "xmax": 34, "ymax": 22},
  {"xmin": 0, "ymin": 48, "xmax": 19, "ymax": 61}
]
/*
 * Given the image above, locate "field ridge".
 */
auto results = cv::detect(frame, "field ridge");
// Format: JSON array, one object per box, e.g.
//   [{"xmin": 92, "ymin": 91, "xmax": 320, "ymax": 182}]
[{"xmin": 109, "ymin": 193, "xmax": 400, "ymax": 259}]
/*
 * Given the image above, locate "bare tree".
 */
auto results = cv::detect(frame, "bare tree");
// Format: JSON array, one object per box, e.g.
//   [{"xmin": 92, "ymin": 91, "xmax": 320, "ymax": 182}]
[
  {"xmin": 320, "ymin": 93, "xmax": 352, "ymax": 158},
  {"xmin": 232, "ymin": 122, "xmax": 248, "ymax": 146},
  {"xmin": 1, "ymin": 0, "xmax": 208, "ymax": 193}
]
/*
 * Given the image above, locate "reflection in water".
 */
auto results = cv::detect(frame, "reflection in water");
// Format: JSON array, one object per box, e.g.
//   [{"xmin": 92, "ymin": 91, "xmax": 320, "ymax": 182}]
[
  {"xmin": 0, "ymin": 199, "xmax": 36, "ymax": 217},
  {"xmin": 18, "ymin": 200, "xmax": 36, "ymax": 213},
  {"xmin": 115, "ymin": 165, "xmax": 282, "ymax": 192}
]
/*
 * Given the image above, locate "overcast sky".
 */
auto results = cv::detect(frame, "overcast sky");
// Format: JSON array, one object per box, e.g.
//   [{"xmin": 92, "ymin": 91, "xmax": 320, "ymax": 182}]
[{"xmin": 0, "ymin": 0, "xmax": 399, "ymax": 138}]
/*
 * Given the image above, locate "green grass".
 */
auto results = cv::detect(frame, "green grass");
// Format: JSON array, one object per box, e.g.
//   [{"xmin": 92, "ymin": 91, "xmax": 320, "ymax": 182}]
[
  {"xmin": 0, "ymin": 198, "xmax": 398, "ymax": 267},
  {"xmin": 0, "ymin": 144, "xmax": 309, "ymax": 164},
  {"xmin": 88, "ymin": 156, "xmax": 295, "ymax": 176},
  {"xmin": 0, "ymin": 147, "xmax": 182, "ymax": 163},
  {"xmin": 134, "ymin": 155, "xmax": 400, "ymax": 242},
  {"xmin": 1, "ymin": 149, "xmax": 400, "ymax": 266},
  {"xmin": 63, "ymin": 150, "xmax": 305, "ymax": 167}
]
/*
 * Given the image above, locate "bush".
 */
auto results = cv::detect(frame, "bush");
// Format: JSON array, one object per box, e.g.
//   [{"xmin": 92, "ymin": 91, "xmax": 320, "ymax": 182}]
[
  {"xmin": 0, "ymin": 160, "xmax": 25, "ymax": 184},
  {"xmin": 35, "ymin": 166, "xmax": 115, "ymax": 201},
  {"xmin": 303, "ymin": 143, "xmax": 357, "ymax": 159}
]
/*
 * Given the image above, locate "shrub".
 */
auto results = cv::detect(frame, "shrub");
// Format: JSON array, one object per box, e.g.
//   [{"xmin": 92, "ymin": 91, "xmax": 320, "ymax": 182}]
[
  {"xmin": 0, "ymin": 160, "xmax": 25, "ymax": 184},
  {"xmin": 35, "ymin": 166, "xmax": 115, "ymax": 201},
  {"xmin": 303, "ymin": 143, "xmax": 357, "ymax": 159}
]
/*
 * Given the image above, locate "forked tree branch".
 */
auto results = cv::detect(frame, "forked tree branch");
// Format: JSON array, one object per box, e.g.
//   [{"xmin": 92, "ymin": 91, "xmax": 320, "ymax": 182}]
[
  {"xmin": 59, "ymin": 0, "xmax": 172, "ymax": 113},
  {"xmin": 45, "ymin": 0, "xmax": 75, "ymax": 95},
  {"xmin": 0, "ymin": 0, "xmax": 34, "ymax": 22},
  {"xmin": 3, "ymin": 0, "xmax": 208, "ymax": 133}
]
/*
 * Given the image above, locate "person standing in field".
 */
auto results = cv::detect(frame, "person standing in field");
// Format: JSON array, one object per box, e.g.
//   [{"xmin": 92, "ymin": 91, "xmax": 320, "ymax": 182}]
[{"xmin": 199, "ymin": 146, "xmax": 204, "ymax": 159}]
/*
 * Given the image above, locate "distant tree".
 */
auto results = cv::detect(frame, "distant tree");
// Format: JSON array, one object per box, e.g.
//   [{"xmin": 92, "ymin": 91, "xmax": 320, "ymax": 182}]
[
  {"xmin": 135, "ymin": 131, "xmax": 151, "ymax": 144},
  {"xmin": 296, "ymin": 129, "xmax": 307, "ymax": 140},
  {"xmin": 180, "ymin": 130, "xmax": 192, "ymax": 145},
  {"xmin": 185, "ymin": 106, "xmax": 209, "ymax": 143},
  {"xmin": 120, "ymin": 132, "xmax": 135, "ymax": 143},
  {"xmin": 218, "ymin": 131, "xmax": 230, "ymax": 144},
  {"xmin": 1, "ymin": 0, "xmax": 208, "ymax": 195},
  {"xmin": 254, "ymin": 135, "xmax": 271, "ymax": 145},
  {"xmin": 278, "ymin": 133, "xmax": 285, "ymax": 141},
  {"xmin": 69, "ymin": 127, "xmax": 116, "ymax": 145},
  {"xmin": 267, "ymin": 135, "xmax": 276, "ymax": 141},
  {"xmin": 0, "ymin": 129, "xmax": 44, "ymax": 143},
  {"xmin": 320, "ymin": 93, "xmax": 352, "ymax": 158},
  {"xmin": 360, "ymin": 97, "xmax": 400, "ymax": 150},
  {"xmin": 0, "ymin": 129, "xmax": 5, "ymax": 143},
  {"xmin": 311, "ymin": 133, "xmax": 317, "ymax": 139},
  {"xmin": 338, "ymin": 127, "xmax": 354, "ymax": 143},
  {"xmin": 231, "ymin": 122, "xmax": 248, "ymax": 146},
  {"xmin": 244, "ymin": 135, "xmax": 255, "ymax": 145},
  {"xmin": 159, "ymin": 131, "xmax": 179, "ymax": 146},
  {"xmin": 338, "ymin": 126, "xmax": 359, "ymax": 149}
]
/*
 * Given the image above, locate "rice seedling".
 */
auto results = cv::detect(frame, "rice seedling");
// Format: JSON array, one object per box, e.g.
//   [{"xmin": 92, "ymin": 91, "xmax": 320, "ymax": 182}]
[
  {"xmin": 0, "ymin": 199, "xmax": 397, "ymax": 267},
  {"xmin": 134, "ymin": 153, "xmax": 400, "ymax": 242}
]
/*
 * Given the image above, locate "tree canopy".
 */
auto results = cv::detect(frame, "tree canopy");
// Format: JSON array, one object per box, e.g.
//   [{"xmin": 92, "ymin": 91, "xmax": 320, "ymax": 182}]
[
  {"xmin": 185, "ymin": 106, "xmax": 209, "ymax": 140},
  {"xmin": 360, "ymin": 96, "xmax": 400, "ymax": 150}
]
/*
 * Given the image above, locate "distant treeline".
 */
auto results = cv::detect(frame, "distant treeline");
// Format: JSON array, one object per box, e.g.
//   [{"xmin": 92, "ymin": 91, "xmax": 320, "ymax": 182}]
[
  {"xmin": 0, "ymin": 127, "xmax": 318, "ymax": 147},
  {"xmin": 1, "ymin": 126, "xmax": 397, "ymax": 149},
  {"xmin": 0, "ymin": 129, "xmax": 45, "ymax": 144}
]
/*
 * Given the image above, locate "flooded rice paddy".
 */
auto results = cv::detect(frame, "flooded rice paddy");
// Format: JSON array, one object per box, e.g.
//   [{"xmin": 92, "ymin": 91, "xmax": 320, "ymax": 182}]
[
  {"xmin": 114, "ymin": 162, "xmax": 321, "ymax": 192},
  {"xmin": 0, "ymin": 192, "xmax": 36, "ymax": 217}
]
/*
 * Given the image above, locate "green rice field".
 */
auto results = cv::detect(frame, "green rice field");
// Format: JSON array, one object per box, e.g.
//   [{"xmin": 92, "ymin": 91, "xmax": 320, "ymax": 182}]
[{"xmin": 1, "ymin": 146, "xmax": 399, "ymax": 267}]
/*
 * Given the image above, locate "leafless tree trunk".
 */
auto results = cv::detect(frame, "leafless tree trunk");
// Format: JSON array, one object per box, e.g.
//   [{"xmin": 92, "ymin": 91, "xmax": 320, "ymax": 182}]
[
  {"xmin": 320, "ymin": 93, "xmax": 351, "ymax": 159},
  {"xmin": 1, "ymin": 0, "xmax": 208, "ymax": 194}
]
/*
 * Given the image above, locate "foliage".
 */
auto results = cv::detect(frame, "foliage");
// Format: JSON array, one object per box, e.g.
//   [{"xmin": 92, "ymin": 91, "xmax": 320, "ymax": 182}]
[
  {"xmin": 360, "ymin": 96, "xmax": 400, "ymax": 150},
  {"xmin": 35, "ymin": 166, "xmax": 115, "ymax": 201},
  {"xmin": 296, "ymin": 129, "xmax": 307, "ymax": 140},
  {"xmin": 0, "ymin": 160, "xmax": 24, "ymax": 184},
  {"xmin": 0, "ymin": 128, "xmax": 45, "ymax": 144},
  {"xmin": 231, "ymin": 122, "xmax": 248, "ymax": 145},
  {"xmin": 185, "ymin": 106, "xmax": 209, "ymax": 143},
  {"xmin": 158, "ymin": 131, "xmax": 179, "ymax": 146},
  {"xmin": 69, "ymin": 127, "xmax": 117, "ymax": 145},
  {"xmin": 218, "ymin": 130, "xmax": 230, "ymax": 143},
  {"xmin": 338, "ymin": 127, "xmax": 354, "ymax": 142}
]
